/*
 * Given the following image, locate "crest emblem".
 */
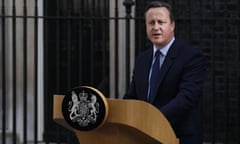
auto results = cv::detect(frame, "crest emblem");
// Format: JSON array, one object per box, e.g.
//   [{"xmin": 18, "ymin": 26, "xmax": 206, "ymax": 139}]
[{"xmin": 62, "ymin": 86, "xmax": 108, "ymax": 131}]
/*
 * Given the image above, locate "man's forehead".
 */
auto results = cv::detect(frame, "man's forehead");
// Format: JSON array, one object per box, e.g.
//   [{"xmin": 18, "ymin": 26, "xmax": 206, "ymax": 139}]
[
  {"xmin": 146, "ymin": 7, "xmax": 170, "ymax": 15},
  {"xmin": 146, "ymin": 7, "xmax": 170, "ymax": 20}
]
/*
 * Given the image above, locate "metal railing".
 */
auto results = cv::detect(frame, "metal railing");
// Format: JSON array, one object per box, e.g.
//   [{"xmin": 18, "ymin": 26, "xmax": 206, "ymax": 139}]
[{"xmin": 1, "ymin": 0, "xmax": 240, "ymax": 144}]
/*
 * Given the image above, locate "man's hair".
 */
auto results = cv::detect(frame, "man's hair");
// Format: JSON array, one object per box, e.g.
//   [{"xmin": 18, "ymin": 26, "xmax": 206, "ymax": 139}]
[{"xmin": 145, "ymin": 1, "xmax": 174, "ymax": 22}]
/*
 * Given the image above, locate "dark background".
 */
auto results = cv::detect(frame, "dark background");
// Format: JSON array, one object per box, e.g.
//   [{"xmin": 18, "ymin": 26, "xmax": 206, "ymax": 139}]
[{"xmin": 43, "ymin": 0, "xmax": 240, "ymax": 143}]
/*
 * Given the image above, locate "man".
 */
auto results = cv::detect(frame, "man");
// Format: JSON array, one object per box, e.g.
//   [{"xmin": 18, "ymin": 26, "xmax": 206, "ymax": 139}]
[{"xmin": 124, "ymin": 1, "xmax": 207, "ymax": 144}]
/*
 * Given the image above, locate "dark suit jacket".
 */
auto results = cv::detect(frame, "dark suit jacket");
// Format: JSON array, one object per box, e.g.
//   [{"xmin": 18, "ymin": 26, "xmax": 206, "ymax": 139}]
[{"xmin": 124, "ymin": 38, "xmax": 207, "ymax": 144}]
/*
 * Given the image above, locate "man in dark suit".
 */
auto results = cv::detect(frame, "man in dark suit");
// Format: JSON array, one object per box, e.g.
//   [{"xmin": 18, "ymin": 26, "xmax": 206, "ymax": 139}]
[{"xmin": 123, "ymin": 1, "xmax": 207, "ymax": 144}]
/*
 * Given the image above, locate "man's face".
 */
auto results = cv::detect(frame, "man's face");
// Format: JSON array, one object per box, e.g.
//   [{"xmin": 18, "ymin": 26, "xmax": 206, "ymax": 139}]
[{"xmin": 145, "ymin": 7, "xmax": 175, "ymax": 49}]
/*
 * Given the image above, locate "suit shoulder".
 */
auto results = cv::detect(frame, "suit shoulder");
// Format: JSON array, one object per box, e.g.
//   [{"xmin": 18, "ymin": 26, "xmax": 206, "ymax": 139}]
[
  {"xmin": 135, "ymin": 49, "xmax": 152, "ymax": 61},
  {"xmin": 174, "ymin": 39, "xmax": 204, "ymax": 55}
]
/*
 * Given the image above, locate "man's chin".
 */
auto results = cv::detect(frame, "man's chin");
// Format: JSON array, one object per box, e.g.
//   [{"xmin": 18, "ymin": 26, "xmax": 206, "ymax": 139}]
[{"xmin": 153, "ymin": 41, "xmax": 164, "ymax": 47}]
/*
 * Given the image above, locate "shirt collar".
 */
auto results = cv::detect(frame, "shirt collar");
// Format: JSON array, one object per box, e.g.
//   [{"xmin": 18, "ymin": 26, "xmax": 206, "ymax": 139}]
[{"xmin": 153, "ymin": 37, "xmax": 175, "ymax": 57}]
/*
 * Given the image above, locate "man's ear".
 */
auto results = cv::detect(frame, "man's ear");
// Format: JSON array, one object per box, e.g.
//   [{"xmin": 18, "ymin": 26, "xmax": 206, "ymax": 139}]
[{"xmin": 171, "ymin": 21, "xmax": 175, "ymax": 31}]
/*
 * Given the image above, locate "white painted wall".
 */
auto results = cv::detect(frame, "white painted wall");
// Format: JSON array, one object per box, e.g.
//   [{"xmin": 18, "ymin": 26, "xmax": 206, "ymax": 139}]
[
  {"xmin": 109, "ymin": 1, "xmax": 135, "ymax": 98},
  {"xmin": 0, "ymin": 0, "xmax": 44, "ymax": 143}
]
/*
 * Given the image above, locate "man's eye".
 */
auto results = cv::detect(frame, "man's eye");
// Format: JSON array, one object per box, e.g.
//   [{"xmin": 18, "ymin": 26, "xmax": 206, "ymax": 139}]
[
  {"xmin": 148, "ymin": 20, "xmax": 167, "ymax": 26},
  {"xmin": 149, "ymin": 21, "xmax": 155, "ymax": 25},
  {"xmin": 159, "ymin": 21, "xmax": 166, "ymax": 24}
]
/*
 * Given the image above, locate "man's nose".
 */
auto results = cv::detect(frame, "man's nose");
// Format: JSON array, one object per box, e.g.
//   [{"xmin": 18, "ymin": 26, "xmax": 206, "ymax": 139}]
[{"xmin": 153, "ymin": 23, "xmax": 161, "ymax": 30}]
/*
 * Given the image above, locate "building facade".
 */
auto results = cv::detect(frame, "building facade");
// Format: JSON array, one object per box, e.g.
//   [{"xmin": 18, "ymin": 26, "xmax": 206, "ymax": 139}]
[{"xmin": 1, "ymin": 0, "xmax": 240, "ymax": 143}]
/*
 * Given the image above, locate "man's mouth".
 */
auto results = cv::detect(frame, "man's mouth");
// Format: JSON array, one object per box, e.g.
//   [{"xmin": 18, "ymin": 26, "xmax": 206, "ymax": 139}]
[{"xmin": 153, "ymin": 33, "xmax": 162, "ymax": 37}]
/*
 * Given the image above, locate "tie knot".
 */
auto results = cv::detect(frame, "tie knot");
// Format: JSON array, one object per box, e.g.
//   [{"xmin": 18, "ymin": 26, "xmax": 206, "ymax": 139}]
[{"xmin": 155, "ymin": 50, "xmax": 161, "ymax": 58}]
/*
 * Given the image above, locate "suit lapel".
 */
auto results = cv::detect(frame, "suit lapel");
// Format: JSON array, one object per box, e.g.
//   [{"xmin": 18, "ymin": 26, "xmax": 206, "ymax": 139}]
[{"xmin": 142, "ymin": 49, "xmax": 153, "ymax": 101}]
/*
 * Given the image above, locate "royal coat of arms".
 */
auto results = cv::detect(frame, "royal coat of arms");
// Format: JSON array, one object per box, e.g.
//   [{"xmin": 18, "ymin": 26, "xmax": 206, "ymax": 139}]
[
  {"xmin": 62, "ymin": 86, "xmax": 108, "ymax": 131},
  {"xmin": 68, "ymin": 90, "xmax": 99, "ymax": 127}
]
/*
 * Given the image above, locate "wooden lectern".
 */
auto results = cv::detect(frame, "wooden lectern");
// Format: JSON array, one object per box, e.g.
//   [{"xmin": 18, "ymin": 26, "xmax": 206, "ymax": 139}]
[{"xmin": 53, "ymin": 94, "xmax": 179, "ymax": 144}]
